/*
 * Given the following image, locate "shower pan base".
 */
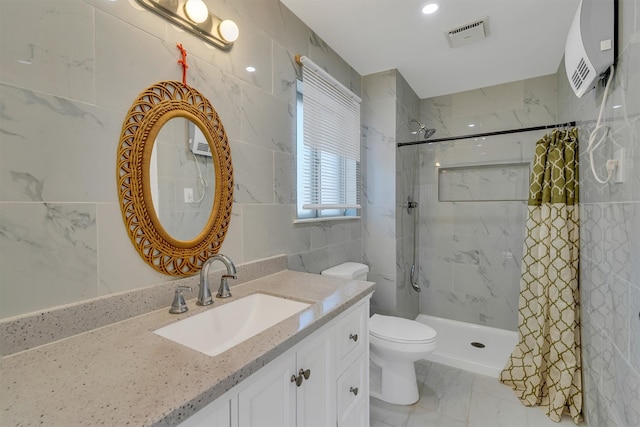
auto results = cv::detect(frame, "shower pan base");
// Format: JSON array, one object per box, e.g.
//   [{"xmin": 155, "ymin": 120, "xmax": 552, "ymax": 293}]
[{"xmin": 415, "ymin": 314, "xmax": 517, "ymax": 378}]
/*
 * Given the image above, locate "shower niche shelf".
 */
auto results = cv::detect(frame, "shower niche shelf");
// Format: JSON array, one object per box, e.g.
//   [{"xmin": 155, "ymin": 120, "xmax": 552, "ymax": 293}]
[{"xmin": 438, "ymin": 162, "xmax": 530, "ymax": 202}]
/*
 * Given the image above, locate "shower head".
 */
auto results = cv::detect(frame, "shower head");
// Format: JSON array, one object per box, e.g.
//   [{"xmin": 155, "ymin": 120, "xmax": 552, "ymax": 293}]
[
  {"xmin": 408, "ymin": 118, "xmax": 436, "ymax": 140},
  {"xmin": 422, "ymin": 128, "xmax": 436, "ymax": 139}
]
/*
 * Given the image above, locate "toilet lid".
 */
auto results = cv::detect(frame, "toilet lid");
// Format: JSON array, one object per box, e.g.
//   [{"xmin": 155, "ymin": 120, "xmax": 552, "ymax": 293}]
[{"xmin": 370, "ymin": 314, "xmax": 437, "ymax": 344}]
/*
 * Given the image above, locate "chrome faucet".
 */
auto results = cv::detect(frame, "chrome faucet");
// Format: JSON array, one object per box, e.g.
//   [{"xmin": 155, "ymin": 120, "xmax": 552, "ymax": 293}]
[{"xmin": 198, "ymin": 254, "xmax": 238, "ymax": 305}]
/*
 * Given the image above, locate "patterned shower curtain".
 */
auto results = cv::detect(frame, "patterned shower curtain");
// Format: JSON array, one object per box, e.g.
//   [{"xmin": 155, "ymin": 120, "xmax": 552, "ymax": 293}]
[{"xmin": 500, "ymin": 129, "xmax": 582, "ymax": 423}]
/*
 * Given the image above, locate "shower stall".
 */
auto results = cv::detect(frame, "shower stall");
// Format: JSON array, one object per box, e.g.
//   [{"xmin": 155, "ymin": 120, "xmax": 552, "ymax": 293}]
[
  {"xmin": 398, "ymin": 125, "xmax": 554, "ymax": 375},
  {"xmin": 361, "ymin": 71, "xmax": 560, "ymax": 376},
  {"xmin": 412, "ymin": 132, "xmax": 535, "ymax": 327}
]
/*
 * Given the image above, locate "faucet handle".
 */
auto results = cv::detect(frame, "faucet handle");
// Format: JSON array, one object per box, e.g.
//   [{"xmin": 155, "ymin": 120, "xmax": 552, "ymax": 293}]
[
  {"xmin": 216, "ymin": 275, "xmax": 235, "ymax": 298},
  {"xmin": 169, "ymin": 286, "xmax": 192, "ymax": 314}
]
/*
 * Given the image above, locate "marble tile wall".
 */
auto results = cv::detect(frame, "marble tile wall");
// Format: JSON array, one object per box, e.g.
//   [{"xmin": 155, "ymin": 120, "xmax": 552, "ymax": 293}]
[
  {"xmin": 415, "ymin": 75, "xmax": 558, "ymax": 331},
  {"xmin": 362, "ymin": 70, "xmax": 399, "ymax": 316},
  {"xmin": 558, "ymin": 0, "xmax": 640, "ymax": 425},
  {"xmin": 0, "ymin": 0, "xmax": 362, "ymax": 320},
  {"xmin": 361, "ymin": 69, "xmax": 421, "ymax": 319},
  {"xmin": 395, "ymin": 72, "xmax": 421, "ymax": 320}
]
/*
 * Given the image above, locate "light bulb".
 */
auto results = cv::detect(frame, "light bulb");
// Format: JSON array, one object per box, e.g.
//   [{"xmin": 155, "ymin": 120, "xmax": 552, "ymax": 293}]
[
  {"xmin": 218, "ymin": 19, "xmax": 239, "ymax": 43},
  {"xmin": 184, "ymin": 0, "xmax": 209, "ymax": 24}
]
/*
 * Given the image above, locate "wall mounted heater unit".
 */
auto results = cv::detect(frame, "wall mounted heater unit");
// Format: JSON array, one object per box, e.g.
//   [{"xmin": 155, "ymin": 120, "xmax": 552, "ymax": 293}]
[{"xmin": 564, "ymin": 0, "xmax": 615, "ymax": 98}]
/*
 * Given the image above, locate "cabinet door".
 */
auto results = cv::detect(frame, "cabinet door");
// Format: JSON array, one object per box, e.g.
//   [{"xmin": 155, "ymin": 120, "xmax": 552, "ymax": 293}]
[
  {"xmin": 238, "ymin": 352, "xmax": 296, "ymax": 427},
  {"xmin": 178, "ymin": 396, "xmax": 234, "ymax": 427},
  {"xmin": 296, "ymin": 329, "xmax": 334, "ymax": 427}
]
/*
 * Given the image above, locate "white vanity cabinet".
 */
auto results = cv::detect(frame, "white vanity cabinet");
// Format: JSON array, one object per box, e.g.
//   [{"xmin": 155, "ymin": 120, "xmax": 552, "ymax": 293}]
[
  {"xmin": 176, "ymin": 395, "xmax": 234, "ymax": 427},
  {"xmin": 238, "ymin": 326, "xmax": 333, "ymax": 427},
  {"xmin": 237, "ymin": 351, "xmax": 297, "ymax": 427},
  {"xmin": 293, "ymin": 326, "xmax": 334, "ymax": 427},
  {"xmin": 179, "ymin": 297, "xmax": 370, "ymax": 427},
  {"xmin": 335, "ymin": 299, "xmax": 369, "ymax": 427}
]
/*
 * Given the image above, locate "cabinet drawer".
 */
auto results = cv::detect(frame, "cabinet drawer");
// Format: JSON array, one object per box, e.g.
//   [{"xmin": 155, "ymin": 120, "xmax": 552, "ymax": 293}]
[
  {"xmin": 337, "ymin": 303, "xmax": 366, "ymax": 368},
  {"xmin": 337, "ymin": 356, "xmax": 366, "ymax": 420}
]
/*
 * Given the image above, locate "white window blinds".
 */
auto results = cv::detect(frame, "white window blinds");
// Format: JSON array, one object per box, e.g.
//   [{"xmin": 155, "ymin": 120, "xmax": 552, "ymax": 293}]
[{"xmin": 297, "ymin": 56, "xmax": 362, "ymax": 219}]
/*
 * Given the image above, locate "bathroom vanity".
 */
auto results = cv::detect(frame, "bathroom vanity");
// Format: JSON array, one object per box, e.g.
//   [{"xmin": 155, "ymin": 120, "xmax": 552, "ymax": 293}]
[
  {"xmin": 0, "ymin": 269, "xmax": 374, "ymax": 426},
  {"xmin": 181, "ymin": 297, "xmax": 369, "ymax": 427}
]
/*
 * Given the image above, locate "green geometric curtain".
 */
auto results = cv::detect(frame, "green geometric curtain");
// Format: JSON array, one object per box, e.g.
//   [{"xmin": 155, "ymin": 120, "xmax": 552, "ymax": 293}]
[{"xmin": 500, "ymin": 129, "xmax": 582, "ymax": 423}]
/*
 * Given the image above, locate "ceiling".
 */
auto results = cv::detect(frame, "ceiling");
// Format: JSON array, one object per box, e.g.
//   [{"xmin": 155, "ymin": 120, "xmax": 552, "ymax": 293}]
[{"xmin": 280, "ymin": 0, "xmax": 581, "ymax": 99}]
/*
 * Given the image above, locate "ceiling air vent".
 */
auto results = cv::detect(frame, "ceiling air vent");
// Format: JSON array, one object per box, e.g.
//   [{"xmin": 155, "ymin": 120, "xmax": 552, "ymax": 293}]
[{"xmin": 446, "ymin": 16, "xmax": 488, "ymax": 48}]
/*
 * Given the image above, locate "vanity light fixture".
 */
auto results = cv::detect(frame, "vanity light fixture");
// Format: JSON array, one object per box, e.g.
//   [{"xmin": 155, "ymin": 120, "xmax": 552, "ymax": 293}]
[
  {"xmin": 218, "ymin": 19, "xmax": 240, "ymax": 43},
  {"xmin": 135, "ymin": 0, "xmax": 239, "ymax": 50},
  {"xmin": 184, "ymin": 0, "xmax": 208, "ymax": 24}
]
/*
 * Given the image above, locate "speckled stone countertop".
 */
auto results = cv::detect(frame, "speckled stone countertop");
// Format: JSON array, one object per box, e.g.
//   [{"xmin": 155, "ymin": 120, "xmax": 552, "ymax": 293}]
[{"xmin": 0, "ymin": 270, "xmax": 374, "ymax": 426}]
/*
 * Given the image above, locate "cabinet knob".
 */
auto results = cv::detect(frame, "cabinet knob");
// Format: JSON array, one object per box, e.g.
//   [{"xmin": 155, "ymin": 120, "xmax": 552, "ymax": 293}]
[
  {"xmin": 349, "ymin": 333, "xmax": 358, "ymax": 342},
  {"xmin": 299, "ymin": 368, "xmax": 311, "ymax": 380},
  {"xmin": 291, "ymin": 374, "xmax": 303, "ymax": 387},
  {"xmin": 349, "ymin": 386, "xmax": 359, "ymax": 396}
]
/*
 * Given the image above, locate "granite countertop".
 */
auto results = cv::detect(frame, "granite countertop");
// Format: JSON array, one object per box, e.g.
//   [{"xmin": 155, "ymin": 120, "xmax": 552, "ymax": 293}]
[{"xmin": 0, "ymin": 270, "xmax": 374, "ymax": 426}]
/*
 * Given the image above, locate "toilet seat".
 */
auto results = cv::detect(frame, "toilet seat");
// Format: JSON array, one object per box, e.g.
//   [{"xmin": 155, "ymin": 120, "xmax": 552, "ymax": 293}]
[{"xmin": 370, "ymin": 314, "xmax": 437, "ymax": 344}]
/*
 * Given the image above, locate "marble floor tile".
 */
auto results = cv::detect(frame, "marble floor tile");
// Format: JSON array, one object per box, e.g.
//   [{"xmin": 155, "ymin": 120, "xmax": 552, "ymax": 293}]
[
  {"xmin": 371, "ymin": 419, "xmax": 395, "ymax": 427},
  {"xmin": 472, "ymin": 372, "xmax": 521, "ymax": 403},
  {"xmin": 370, "ymin": 361, "xmax": 584, "ymax": 427},
  {"xmin": 423, "ymin": 360, "xmax": 475, "ymax": 422},
  {"xmin": 370, "ymin": 397, "xmax": 413, "ymax": 427}
]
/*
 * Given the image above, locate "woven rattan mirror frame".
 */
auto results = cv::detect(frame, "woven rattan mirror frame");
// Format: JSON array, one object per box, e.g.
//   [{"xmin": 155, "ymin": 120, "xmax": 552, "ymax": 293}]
[{"xmin": 117, "ymin": 81, "xmax": 233, "ymax": 275}]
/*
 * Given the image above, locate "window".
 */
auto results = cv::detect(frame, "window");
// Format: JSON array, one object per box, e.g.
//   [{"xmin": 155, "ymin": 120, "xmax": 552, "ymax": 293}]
[{"xmin": 296, "ymin": 56, "xmax": 362, "ymax": 221}]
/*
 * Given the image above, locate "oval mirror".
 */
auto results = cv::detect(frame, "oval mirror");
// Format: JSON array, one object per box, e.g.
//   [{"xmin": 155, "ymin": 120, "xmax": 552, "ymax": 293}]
[
  {"xmin": 150, "ymin": 117, "xmax": 216, "ymax": 242},
  {"xmin": 117, "ymin": 81, "xmax": 234, "ymax": 276}
]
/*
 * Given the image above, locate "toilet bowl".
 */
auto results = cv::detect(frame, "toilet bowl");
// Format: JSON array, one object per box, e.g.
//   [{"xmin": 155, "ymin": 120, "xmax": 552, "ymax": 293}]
[
  {"xmin": 369, "ymin": 314, "xmax": 436, "ymax": 404},
  {"xmin": 321, "ymin": 262, "xmax": 438, "ymax": 405}
]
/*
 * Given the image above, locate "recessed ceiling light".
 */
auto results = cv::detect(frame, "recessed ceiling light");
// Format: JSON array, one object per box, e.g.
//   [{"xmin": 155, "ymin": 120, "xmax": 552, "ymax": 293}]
[
  {"xmin": 422, "ymin": 3, "xmax": 439, "ymax": 14},
  {"xmin": 468, "ymin": 123, "xmax": 476, "ymax": 128},
  {"xmin": 246, "ymin": 66, "xmax": 256, "ymax": 72}
]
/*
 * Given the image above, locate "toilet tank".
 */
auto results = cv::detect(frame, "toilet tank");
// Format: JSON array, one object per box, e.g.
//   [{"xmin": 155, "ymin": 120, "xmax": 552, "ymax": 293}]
[{"xmin": 321, "ymin": 262, "xmax": 369, "ymax": 281}]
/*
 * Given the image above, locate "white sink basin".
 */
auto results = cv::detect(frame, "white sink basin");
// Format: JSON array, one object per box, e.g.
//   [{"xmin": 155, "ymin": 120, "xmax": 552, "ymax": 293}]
[{"xmin": 154, "ymin": 293, "xmax": 311, "ymax": 357}]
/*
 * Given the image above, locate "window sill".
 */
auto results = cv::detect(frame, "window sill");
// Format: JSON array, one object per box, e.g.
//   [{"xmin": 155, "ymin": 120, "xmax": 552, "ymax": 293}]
[{"xmin": 293, "ymin": 216, "xmax": 361, "ymax": 224}]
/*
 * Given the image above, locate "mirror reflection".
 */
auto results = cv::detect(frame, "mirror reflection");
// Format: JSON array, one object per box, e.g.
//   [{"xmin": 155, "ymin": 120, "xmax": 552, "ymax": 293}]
[{"xmin": 150, "ymin": 117, "xmax": 216, "ymax": 242}]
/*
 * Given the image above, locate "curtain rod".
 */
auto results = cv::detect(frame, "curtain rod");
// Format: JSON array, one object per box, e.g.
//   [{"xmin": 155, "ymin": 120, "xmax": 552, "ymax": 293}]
[{"xmin": 397, "ymin": 121, "xmax": 577, "ymax": 147}]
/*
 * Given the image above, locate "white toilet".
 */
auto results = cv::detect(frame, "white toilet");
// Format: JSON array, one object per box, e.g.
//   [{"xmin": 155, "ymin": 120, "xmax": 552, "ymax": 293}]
[{"xmin": 321, "ymin": 262, "xmax": 437, "ymax": 405}]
